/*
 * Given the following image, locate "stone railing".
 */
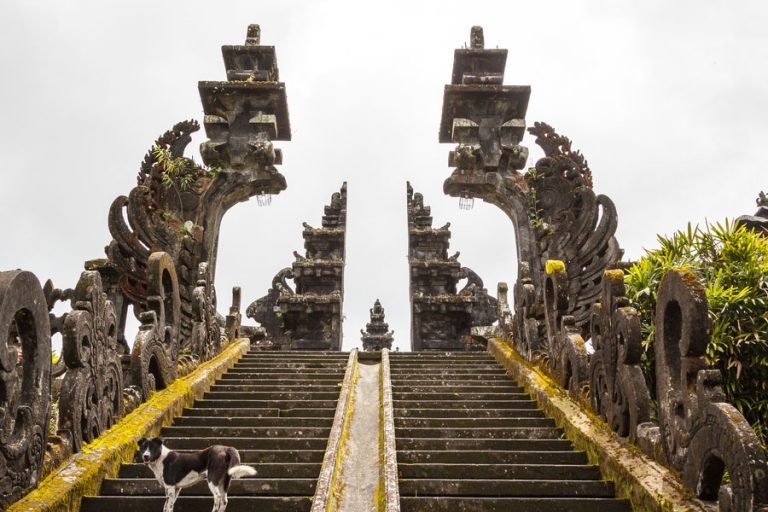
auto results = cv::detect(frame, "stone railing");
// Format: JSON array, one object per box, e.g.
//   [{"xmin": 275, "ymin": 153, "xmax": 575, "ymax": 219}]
[
  {"xmin": 499, "ymin": 263, "xmax": 768, "ymax": 511},
  {"xmin": 0, "ymin": 257, "xmax": 243, "ymax": 508}
]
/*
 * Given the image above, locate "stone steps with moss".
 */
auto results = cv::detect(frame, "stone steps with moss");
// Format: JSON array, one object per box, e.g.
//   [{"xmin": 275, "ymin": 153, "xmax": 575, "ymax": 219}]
[
  {"xmin": 80, "ymin": 350, "xmax": 347, "ymax": 512},
  {"xmin": 390, "ymin": 351, "xmax": 632, "ymax": 511}
]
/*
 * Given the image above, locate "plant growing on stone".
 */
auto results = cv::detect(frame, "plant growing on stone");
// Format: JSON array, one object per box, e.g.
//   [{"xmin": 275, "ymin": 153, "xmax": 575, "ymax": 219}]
[{"xmin": 625, "ymin": 220, "xmax": 768, "ymax": 444}]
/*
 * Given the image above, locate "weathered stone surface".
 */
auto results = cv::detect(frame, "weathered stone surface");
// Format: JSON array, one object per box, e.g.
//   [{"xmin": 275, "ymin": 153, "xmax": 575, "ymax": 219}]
[
  {"xmin": 0, "ymin": 270, "xmax": 51, "ymax": 509},
  {"xmin": 407, "ymin": 183, "xmax": 497, "ymax": 351},
  {"xmin": 736, "ymin": 191, "xmax": 768, "ymax": 235},
  {"xmin": 247, "ymin": 184, "xmax": 347, "ymax": 351}
]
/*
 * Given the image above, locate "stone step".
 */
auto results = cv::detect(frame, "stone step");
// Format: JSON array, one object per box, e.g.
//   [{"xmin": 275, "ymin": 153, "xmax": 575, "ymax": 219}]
[
  {"xmin": 160, "ymin": 426, "xmax": 332, "ymax": 438},
  {"xmin": 161, "ymin": 437, "xmax": 329, "ymax": 450},
  {"xmin": 81, "ymin": 496, "xmax": 312, "ymax": 512},
  {"xmin": 218, "ymin": 376, "xmax": 343, "ymax": 384},
  {"xmin": 173, "ymin": 416, "xmax": 333, "ymax": 428},
  {"xmin": 400, "ymin": 384, "xmax": 525, "ymax": 394},
  {"xmin": 183, "ymin": 407, "xmax": 337, "ymax": 418},
  {"xmin": 192, "ymin": 399, "xmax": 339, "ymax": 409},
  {"xmin": 395, "ymin": 417, "xmax": 556, "ymax": 429},
  {"xmin": 396, "ymin": 438, "xmax": 574, "ymax": 451},
  {"xmin": 101, "ymin": 478, "xmax": 317, "ymax": 496},
  {"xmin": 394, "ymin": 399, "xmax": 538, "ymax": 409},
  {"xmin": 390, "ymin": 373, "xmax": 511, "ymax": 381},
  {"xmin": 396, "ymin": 450, "xmax": 588, "ymax": 465},
  {"xmin": 209, "ymin": 384, "xmax": 341, "ymax": 392},
  {"xmin": 399, "ymin": 479, "xmax": 616, "ymax": 497},
  {"xmin": 203, "ymin": 391, "xmax": 340, "ymax": 401},
  {"xmin": 120, "ymin": 462, "xmax": 321, "ymax": 479},
  {"xmin": 398, "ymin": 463, "xmax": 601, "ymax": 480},
  {"xmin": 395, "ymin": 407, "xmax": 545, "ymax": 418},
  {"xmin": 389, "ymin": 363, "xmax": 504, "ymax": 369},
  {"xmin": 233, "ymin": 363, "xmax": 347, "ymax": 369},
  {"xmin": 392, "ymin": 391, "xmax": 529, "ymax": 401},
  {"xmin": 399, "ymin": 497, "xmax": 632, "ymax": 512},
  {"xmin": 389, "ymin": 368, "xmax": 507, "ymax": 375},
  {"xmin": 395, "ymin": 426, "xmax": 563, "ymax": 440},
  {"xmin": 226, "ymin": 368, "xmax": 344, "ymax": 375}
]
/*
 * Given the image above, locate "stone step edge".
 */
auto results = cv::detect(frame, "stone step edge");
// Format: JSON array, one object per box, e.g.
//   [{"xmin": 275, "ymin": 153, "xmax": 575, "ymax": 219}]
[
  {"xmin": 7, "ymin": 338, "xmax": 251, "ymax": 512},
  {"xmin": 381, "ymin": 349, "xmax": 401, "ymax": 512},
  {"xmin": 487, "ymin": 339, "xmax": 705, "ymax": 512},
  {"xmin": 310, "ymin": 349, "xmax": 358, "ymax": 512}
]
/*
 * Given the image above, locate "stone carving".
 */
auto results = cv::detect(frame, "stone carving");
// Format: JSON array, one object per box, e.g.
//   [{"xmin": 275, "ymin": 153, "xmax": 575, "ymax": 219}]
[
  {"xmin": 638, "ymin": 269, "xmax": 768, "ymax": 511},
  {"xmin": 89, "ymin": 24, "xmax": 290, "ymax": 358},
  {"xmin": 128, "ymin": 252, "xmax": 180, "ymax": 401},
  {"xmin": 588, "ymin": 269, "xmax": 651, "ymax": 440},
  {"xmin": 224, "ymin": 287, "xmax": 242, "ymax": 342},
  {"xmin": 247, "ymin": 184, "xmax": 347, "ymax": 350},
  {"xmin": 407, "ymin": 183, "xmax": 497, "ymax": 351},
  {"xmin": 440, "ymin": 27, "xmax": 620, "ymax": 385},
  {"xmin": 736, "ymin": 191, "xmax": 768, "ymax": 235},
  {"xmin": 360, "ymin": 300, "xmax": 394, "ymax": 351},
  {"xmin": 57, "ymin": 271, "xmax": 123, "ymax": 453},
  {"xmin": 189, "ymin": 262, "xmax": 220, "ymax": 361},
  {"xmin": 0, "ymin": 271, "xmax": 51, "ymax": 508}
]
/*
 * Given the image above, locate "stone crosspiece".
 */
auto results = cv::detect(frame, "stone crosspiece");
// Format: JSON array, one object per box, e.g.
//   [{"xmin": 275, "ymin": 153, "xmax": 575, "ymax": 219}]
[
  {"xmin": 588, "ymin": 269, "xmax": 651, "ymax": 442},
  {"xmin": 247, "ymin": 184, "xmax": 347, "ymax": 350},
  {"xmin": 634, "ymin": 268, "xmax": 768, "ymax": 511},
  {"xmin": 736, "ymin": 190, "xmax": 768, "ymax": 235},
  {"xmin": 128, "ymin": 252, "xmax": 180, "ymax": 402},
  {"xmin": 406, "ymin": 183, "xmax": 497, "ymax": 351},
  {"xmin": 0, "ymin": 270, "xmax": 51, "ymax": 508},
  {"xmin": 57, "ymin": 271, "xmax": 123, "ymax": 453},
  {"xmin": 360, "ymin": 299, "xmax": 394, "ymax": 351}
]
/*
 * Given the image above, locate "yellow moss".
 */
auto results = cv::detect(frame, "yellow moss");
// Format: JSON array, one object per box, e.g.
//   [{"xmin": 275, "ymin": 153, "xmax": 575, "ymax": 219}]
[
  {"xmin": 326, "ymin": 352, "xmax": 359, "ymax": 512},
  {"xmin": 545, "ymin": 259, "xmax": 566, "ymax": 275},
  {"xmin": 8, "ymin": 339, "xmax": 249, "ymax": 512}
]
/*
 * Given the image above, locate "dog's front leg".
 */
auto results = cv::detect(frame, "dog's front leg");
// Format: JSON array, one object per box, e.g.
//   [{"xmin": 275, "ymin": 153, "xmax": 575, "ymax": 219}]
[{"xmin": 164, "ymin": 486, "xmax": 179, "ymax": 512}]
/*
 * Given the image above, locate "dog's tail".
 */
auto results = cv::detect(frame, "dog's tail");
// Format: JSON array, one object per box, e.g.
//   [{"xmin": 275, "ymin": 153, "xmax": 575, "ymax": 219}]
[
  {"xmin": 228, "ymin": 465, "xmax": 257, "ymax": 478},
  {"xmin": 225, "ymin": 447, "xmax": 257, "ymax": 478}
]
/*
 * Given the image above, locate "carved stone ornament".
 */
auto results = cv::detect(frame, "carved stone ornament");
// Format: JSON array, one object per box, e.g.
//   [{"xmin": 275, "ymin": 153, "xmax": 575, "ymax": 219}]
[
  {"xmin": 189, "ymin": 262, "xmax": 220, "ymax": 361},
  {"xmin": 58, "ymin": 271, "xmax": 123, "ymax": 453},
  {"xmin": 129, "ymin": 252, "xmax": 180, "ymax": 401},
  {"xmin": 647, "ymin": 269, "xmax": 768, "ymax": 511},
  {"xmin": 588, "ymin": 269, "xmax": 651, "ymax": 441},
  {"xmin": 0, "ymin": 270, "xmax": 51, "ymax": 508}
]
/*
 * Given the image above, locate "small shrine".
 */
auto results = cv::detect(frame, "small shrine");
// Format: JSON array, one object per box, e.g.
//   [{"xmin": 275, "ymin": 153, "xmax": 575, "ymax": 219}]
[{"xmin": 360, "ymin": 299, "xmax": 395, "ymax": 351}]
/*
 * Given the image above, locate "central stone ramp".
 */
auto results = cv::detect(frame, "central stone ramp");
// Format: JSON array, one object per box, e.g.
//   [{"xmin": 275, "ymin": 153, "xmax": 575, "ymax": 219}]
[
  {"xmin": 80, "ymin": 350, "xmax": 349, "ymax": 512},
  {"xmin": 390, "ymin": 351, "xmax": 632, "ymax": 512}
]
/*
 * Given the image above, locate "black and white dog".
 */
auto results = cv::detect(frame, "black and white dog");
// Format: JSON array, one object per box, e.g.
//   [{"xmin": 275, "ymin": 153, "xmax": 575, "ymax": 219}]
[{"xmin": 137, "ymin": 437, "xmax": 256, "ymax": 512}]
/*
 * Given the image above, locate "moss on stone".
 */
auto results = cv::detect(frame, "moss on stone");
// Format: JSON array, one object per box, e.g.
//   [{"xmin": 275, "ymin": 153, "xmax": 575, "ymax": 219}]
[
  {"xmin": 8, "ymin": 339, "xmax": 249, "ymax": 512},
  {"xmin": 545, "ymin": 259, "xmax": 566, "ymax": 275}
]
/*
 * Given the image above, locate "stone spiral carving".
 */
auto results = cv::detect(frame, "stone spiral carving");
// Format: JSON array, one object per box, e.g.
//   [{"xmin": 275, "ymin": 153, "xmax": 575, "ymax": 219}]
[
  {"xmin": 57, "ymin": 271, "xmax": 123, "ymax": 453},
  {"xmin": 129, "ymin": 252, "xmax": 180, "ymax": 401},
  {"xmin": 588, "ymin": 269, "xmax": 651, "ymax": 441},
  {"xmin": 644, "ymin": 268, "xmax": 768, "ymax": 511},
  {"xmin": 189, "ymin": 262, "xmax": 220, "ymax": 361},
  {"xmin": 0, "ymin": 270, "xmax": 51, "ymax": 508}
]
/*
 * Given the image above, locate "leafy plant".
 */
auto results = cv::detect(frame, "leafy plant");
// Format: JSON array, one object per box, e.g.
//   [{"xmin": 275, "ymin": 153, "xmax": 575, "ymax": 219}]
[
  {"xmin": 526, "ymin": 167, "xmax": 546, "ymax": 230},
  {"xmin": 625, "ymin": 220, "xmax": 768, "ymax": 445}
]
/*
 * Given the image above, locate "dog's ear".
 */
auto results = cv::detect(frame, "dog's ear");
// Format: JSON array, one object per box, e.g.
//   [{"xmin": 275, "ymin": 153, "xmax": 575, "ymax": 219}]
[
  {"xmin": 156, "ymin": 437, "xmax": 164, "ymax": 445},
  {"xmin": 137, "ymin": 437, "xmax": 147, "ymax": 447}
]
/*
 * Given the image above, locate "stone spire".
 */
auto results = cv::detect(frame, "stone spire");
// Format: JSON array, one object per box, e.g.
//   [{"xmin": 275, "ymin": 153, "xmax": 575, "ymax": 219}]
[{"xmin": 360, "ymin": 299, "xmax": 395, "ymax": 351}]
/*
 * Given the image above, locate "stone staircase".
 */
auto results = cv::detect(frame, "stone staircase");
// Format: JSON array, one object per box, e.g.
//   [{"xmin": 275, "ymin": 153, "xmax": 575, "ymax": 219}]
[
  {"xmin": 80, "ymin": 350, "xmax": 349, "ymax": 512},
  {"xmin": 389, "ymin": 351, "xmax": 632, "ymax": 512}
]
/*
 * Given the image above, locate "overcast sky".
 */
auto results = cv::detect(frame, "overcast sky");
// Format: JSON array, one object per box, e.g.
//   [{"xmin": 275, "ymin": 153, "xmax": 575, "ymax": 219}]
[{"xmin": 1, "ymin": 1, "xmax": 765, "ymax": 352}]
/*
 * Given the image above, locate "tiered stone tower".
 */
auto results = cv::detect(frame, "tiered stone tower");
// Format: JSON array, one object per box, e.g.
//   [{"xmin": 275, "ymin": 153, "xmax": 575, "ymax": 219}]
[
  {"xmin": 407, "ymin": 182, "xmax": 497, "ymax": 351},
  {"xmin": 247, "ymin": 183, "xmax": 347, "ymax": 350},
  {"xmin": 360, "ymin": 299, "xmax": 394, "ymax": 351}
]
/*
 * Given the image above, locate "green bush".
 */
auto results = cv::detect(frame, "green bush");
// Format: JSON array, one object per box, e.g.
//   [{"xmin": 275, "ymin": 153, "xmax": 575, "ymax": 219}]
[{"xmin": 625, "ymin": 220, "xmax": 768, "ymax": 445}]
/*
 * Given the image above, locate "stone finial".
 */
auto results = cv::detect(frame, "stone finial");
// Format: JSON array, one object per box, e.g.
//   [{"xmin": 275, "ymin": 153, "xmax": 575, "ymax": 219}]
[
  {"xmin": 470, "ymin": 26, "xmax": 484, "ymax": 49},
  {"xmin": 246, "ymin": 24, "xmax": 261, "ymax": 45},
  {"xmin": 758, "ymin": 190, "xmax": 767, "ymax": 208},
  {"xmin": 361, "ymin": 299, "xmax": 394, "ymax": 351}
]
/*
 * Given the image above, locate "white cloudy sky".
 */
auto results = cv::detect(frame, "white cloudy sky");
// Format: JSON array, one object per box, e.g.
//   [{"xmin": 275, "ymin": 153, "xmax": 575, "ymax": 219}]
[{"xmin": 0, "ymin": 1, "xmax": 765, "ymax": 352}]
